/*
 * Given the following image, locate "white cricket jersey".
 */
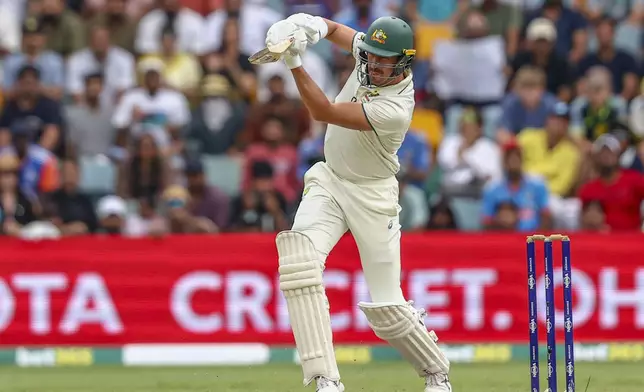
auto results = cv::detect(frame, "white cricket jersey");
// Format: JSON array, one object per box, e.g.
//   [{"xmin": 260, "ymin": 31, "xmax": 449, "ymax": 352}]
[{"xmin": 324, "ymin": 33, "xmax": 415, "ymax": 183}]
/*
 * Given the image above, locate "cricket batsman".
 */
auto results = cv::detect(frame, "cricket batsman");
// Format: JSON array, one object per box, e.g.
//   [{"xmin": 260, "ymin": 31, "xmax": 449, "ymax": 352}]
[{"xmin": 268, "ymin": 14, "xmax": 452, "ymax": 392}]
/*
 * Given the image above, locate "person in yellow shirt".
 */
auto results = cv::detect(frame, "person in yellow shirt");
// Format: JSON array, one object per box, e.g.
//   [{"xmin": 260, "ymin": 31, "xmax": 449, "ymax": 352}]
[
  {"xmin": 137, "ymin": 24, "xmax": 202, "ymax": 97},
  {"xmin": 517, "ymin": 101, "xmax": 581, "ymax": 197}
]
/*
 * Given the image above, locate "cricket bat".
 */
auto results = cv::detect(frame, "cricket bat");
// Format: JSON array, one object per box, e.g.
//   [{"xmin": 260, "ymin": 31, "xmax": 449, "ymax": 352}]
[{"xmin": 248, "ymin": 38, "xmax": 295, "ymax": 65}]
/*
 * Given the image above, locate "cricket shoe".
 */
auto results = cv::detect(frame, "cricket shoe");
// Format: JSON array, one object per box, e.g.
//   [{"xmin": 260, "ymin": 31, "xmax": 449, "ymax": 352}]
[
  {"xmin": 315, "ymin": 376, "xmax": 345, "ymax": 392},
  {"xmin": 424, "ymin": 373, "xmax": 452, "ymax": 392}
]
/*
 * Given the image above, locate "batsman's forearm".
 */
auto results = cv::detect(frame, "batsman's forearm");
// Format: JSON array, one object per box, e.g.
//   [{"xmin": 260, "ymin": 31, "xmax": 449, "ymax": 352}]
[
  {"xmin": 323, "ymin": 18, "xmax": 357, "ymax": 53},
  {"xmin": 291, "ymin": 67, "xmax": 332, "ymax": 122}
]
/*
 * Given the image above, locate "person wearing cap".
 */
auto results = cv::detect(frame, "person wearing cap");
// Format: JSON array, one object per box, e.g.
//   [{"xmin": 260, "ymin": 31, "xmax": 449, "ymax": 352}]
[
  {"xmin": 481, "ymin": 139, "xmax": 552, "ymax": 231},
  {"xmin": 160, "ymin": 184, "xmax": 217, "ymax": 234},
  {"xmin": 438, "ymin": 106, "xmax": 502, "ymax": 197},
  {"xmin": 511, "ymin": 17, "xmax": 572, "ymax": 100},
  {"xmin": 498, "ymin": 65, "xmax": 558, "ymax": 144},
  {"xmin": 517, "ymin": 101, "xmax": 580, "ymax": 198},
  {"xmin": 111, "ymin": 54, "xmax": 190, "ymax": 156},
  {"xmin": 2, "ymin": 17, "xmax": 64, "ymax": 100},
  {"xmin": 95, "ymin": 194, "xmax": 128, "ymax": 235},
  {"xmin": 184, "ymin": 159, "xmax": 230, "ymax": 230},
  {"xmin": 576, "ymin": 15, "xmax": 640, "ymax": 100},
  {"xmin": 523, "ymin": 0, "xmax": 588, "ymax": 63},
  {"xmin": 0, "ymin": 154, "xmax": 37, "ymax": 236},
  {"xmin": 578, "ymin": 133, "xmax": 644, "ymax": 231},
  {"xmin": 0, "ymin": 64, "xmax": 63, "ymax": 153}
]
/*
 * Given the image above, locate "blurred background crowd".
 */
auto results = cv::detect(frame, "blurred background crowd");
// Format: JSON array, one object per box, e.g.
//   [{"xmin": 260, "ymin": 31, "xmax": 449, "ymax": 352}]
[{"xmin": 0, "ymin": 0, "xmax": 642, "ymax": 239}]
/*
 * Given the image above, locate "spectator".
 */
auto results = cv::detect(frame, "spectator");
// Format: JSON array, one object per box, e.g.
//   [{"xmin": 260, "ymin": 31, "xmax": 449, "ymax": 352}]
[
  {"xmin": 524, "ymin": 0, "xmax": 588, "ymax": 64},
  {"xmin": 0, "ymin": 65, "xmax": 63, "ymax": 153},
  {"xmin": 117, "ymin": 133, "xmax": 169, "ymax": 200},
  {"xmin": 2, "ymin": 18, "xmax": 64, "ymax": 100},
  {"xmin": 38, "ymin": 0, "xmax": 86, "ymax": 56},
  {"xmin": 518, "ymin": 102, "xmax": 580, "ymax": 197},
  {"xmin": 511, "ymin": 18, "xmax": 573, "ymax": 100},
  {"xmin": 203, "ymin": 0, "xmax": 282, "ymax": 56},
  {"xmin": 433, "ymin": 10, "xmax": 507, "ymax": 107},
  {"xmin": 397, "ymin": 130, "xmax": 431, "ymax": 190},
  {"xmin": 123, "ymin": 193, "xmax": 166, "ymax": 237},
  {"xmin": 230, "ymin": 160, "xmax": 289, "ymax": 232},
  {"xmin": 458, "ymin": 0, "xmax": 522, "ymax": 57},
  {"xmin": 244, "ymin": 116, "xmax": 300, "ymax": 204},
  {"xmin": 0, "ymin": 123, "xmax": 60, "ymax": 200},
  {"xmin": 187, "ymin": 70, "xmax": 247, "ymax": 155},
  {"xmin": 86, "ymin": 0, "xmax": 137, "ymax": 53},
  {"xmin": 438, "ymin": 106, "xmax": 502, "ymax": 197},
  {"xmin": 139, "ymin": 25, "xmax": 202, "ymax": 97},
  {"xmin": 240, "ymin": 75, "xmax": 310, "ymax": 148},
  {"xmin": 482, "ymin": 141, "xmax": 551, "ymax": 231},
  {"xmin": 297, "ymin": 130, "xmax": 325, "ymax": 180},
  {"xmin": 82, "ymin": 0, "xmax": 155, "ymax": 20},
  {"xmin": 578, "ymin": 0, "xmax": 644, "ymax": 23},
  {"xmin": 417, "ymin": 0, "xmax": 462, "ymax": 24},
  {"xmin": 426, "ymin": 199, "xmax": 458, "ymax": 230},
  {"xmin": 160, "ymin": 185, "xmax": 217, "ymax": 234},
  {"xmin": 578, "ymin": 134, "xmax": 644, "ymax": 231},
  {"xmin": 135, "ymin": 0, "xmax": 206, "ymax": 55},
  {"xmin": 576, "ymin": 16, "xmax": 640, "ymax": 100},
  {"xmin": 0, "ymin": 154, "xmax": 37, "ymax": 237},
  {"xmin": 49, "ymin": 159, "xmax": 98, "ymax": 235},
  {"xmin": 112, "ymin": 58, "xmax": 191, "ymax": 157},
  {"xmin": 486, "ymin": 200, "xmax": 519, "ymax": 231},
  {"xmin": 95, "ymin": 194, "xmax": 127, "ymax": 235},
  {"xmin": 498, "ymin": 66, "xmax": 558, "ymax": 143},
  {"xmin": 630, "ymin": 80, "xmax": 644, "ymax": 138},
  {"xmin": 64, "ymin": 73, "xmax": 116, "ymax": 157},
  {"xmin": 66, "ymin": 24, "xmax": 135, "ymax": 106},
  {"xmin": 184, "ymin": 159, "xmax": 230, "ymax": 231},
  {"xmin": 610, "ymin": 122, "xmax": 644, "ymax": 173},
  {"xmin": 579, "ymin": 199, "xmax": 610, "ymax": 232},
  {"xmin": 571, "ymin": 66, "xmax": 628, "ymax": 145},
  {"xmin": 398, "ymin": 171, "xmax": 429, "ymax": 231}
]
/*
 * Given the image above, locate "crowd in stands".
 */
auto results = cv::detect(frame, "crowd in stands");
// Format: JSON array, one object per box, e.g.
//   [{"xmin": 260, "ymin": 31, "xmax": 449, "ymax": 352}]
[{"xmin": 0, "ymin": 0, "xmax": 643, "ymax": 239}]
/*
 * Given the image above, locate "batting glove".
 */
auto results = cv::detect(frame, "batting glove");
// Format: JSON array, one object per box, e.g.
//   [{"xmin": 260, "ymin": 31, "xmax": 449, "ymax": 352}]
[
  {"xmin": 286, "ymin": 13, "xmax": 328, "ymax": 45},
  {"xmin": 266, "ymin": 20, "xmax": 307, "ymax": 69}
]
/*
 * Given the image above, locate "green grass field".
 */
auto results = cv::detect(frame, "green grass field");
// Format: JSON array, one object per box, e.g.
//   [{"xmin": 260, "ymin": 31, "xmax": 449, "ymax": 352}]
[{"xmin": 1, "ymin": 362, "xmax": 643, "ymax": 392}]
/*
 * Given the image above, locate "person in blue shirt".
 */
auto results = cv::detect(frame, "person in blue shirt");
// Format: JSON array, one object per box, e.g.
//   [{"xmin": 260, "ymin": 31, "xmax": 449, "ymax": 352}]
[
  {"xmin": 498, "ymin": 65, "xmax": 558, "ymax": 142},
  {"xmin": 482, "ymin": 139, "xmax": 552, "ymax": 231},
  {"xmin": 397, "ymin": 129, "xmax": 431, "ymax": 189}
]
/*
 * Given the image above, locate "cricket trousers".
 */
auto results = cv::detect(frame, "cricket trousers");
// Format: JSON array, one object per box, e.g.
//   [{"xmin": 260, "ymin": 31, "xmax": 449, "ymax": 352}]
[{"xmin": 291, "ymin": 162, "xmax": 406, "ymax": 303}]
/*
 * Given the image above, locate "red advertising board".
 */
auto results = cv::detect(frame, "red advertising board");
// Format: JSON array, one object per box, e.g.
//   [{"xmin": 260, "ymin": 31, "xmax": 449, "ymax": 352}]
[{"xmin": 0, "ymin": 233, "xmax": 642, "ymax": 346}]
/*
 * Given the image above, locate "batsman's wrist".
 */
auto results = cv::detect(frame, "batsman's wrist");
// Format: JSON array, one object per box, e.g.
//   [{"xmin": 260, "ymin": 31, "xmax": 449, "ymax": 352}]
[{"xmin": 284, "ymin": 54, "xmax": 302, "ymax": 69}]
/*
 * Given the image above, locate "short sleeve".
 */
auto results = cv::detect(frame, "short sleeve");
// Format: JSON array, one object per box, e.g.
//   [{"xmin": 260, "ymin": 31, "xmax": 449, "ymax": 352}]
[
  {"xmin": 362, "ymin": 97, "xmax": 409, "ymax": 139},
  {"xmin": 351, "ymin": 32, "xmax": 366, "ymax": 60}
]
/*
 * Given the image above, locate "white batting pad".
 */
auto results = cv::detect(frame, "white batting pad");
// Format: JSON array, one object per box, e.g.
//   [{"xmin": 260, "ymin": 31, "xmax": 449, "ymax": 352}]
[
  {"xmin": 358, "ymin": 302, "xmax": 450, "ymax": 376},
  {"xmin": 277, "ymin": 231, "xmax": 340, "ymax": 385}
]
